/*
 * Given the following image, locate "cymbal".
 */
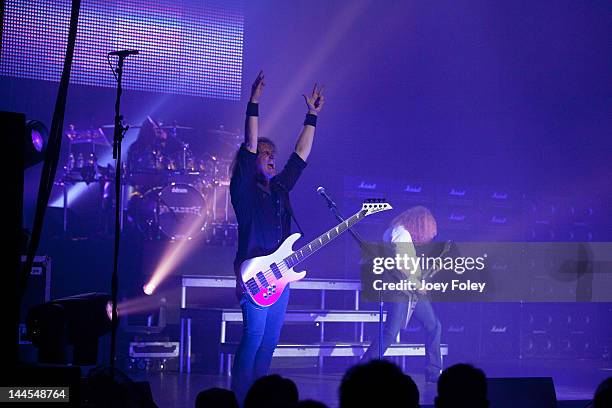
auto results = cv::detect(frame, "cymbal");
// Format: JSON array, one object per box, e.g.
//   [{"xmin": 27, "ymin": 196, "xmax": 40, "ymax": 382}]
[
  {"xmin": 207, "ymin": 128, "xmax": 242, "ymax": 138},
  {"xmin": 65, "ymin": 128, "xmax": 110, "ymax": 145},
  {"xmin": 101, "ymin": 124, "xmax": 193, "ymax": 130},
  {"xmin": 160, "ymin": 125, "xmax": 193, "ymax": 130},
  {"xmin": 101, "ymin": 124, "xmax": 142, "ymax": 129}
]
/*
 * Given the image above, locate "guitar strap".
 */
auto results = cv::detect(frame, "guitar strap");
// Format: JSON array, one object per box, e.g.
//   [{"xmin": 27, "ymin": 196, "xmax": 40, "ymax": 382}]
[
  {"xmin": 275, "ymin": 181, "xmax": 305, "ymax": 237},
  {"xmin": 285, "ymin": 195, "xmax": 305, "ymax": 237}
]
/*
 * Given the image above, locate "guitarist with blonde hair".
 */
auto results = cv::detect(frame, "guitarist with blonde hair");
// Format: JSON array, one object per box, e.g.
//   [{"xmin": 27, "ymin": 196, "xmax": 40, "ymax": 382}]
[
  {"xmin": 229, "ymin": 71, "xmax": 325, "ymax": 402},
  {"xmin": 362, "ymin": 205, "xmax": 444, "ymax": 383}
]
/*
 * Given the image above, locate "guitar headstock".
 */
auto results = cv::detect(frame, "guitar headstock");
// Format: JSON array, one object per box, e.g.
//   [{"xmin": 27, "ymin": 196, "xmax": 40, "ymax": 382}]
[{"xmin": 362, "ymin": 198, "xmax": 393, "ymax": 216}]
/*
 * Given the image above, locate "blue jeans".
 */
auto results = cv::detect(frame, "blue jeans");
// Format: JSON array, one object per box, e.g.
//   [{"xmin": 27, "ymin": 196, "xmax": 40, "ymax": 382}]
[
  {"xmin": 362, "ymin": 295, "xmax": 442, "ymax": 375},
  {"xmin": 231, "ymin": 287, "xmax": 290, "ymax": 403}
]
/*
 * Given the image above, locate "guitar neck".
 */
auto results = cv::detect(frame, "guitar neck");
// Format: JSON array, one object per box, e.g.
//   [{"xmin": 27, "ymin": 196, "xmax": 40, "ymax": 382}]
[{"xmin": 283, "ymin": 209, "xmax": 367, "ymax": 268}]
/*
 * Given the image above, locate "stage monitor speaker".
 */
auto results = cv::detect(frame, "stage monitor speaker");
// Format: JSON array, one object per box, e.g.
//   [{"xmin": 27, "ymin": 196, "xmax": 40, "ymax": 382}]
[
  {"xmin": 18, "ymin": 255, "xmax": 52, "ymax": 363},
  {"xmin": 488, "ymin": 377, "xmax": 556, "ymax": 408}
]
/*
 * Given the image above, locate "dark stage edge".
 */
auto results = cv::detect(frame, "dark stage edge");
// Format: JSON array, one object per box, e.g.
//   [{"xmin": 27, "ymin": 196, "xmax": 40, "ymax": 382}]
[{"xmin": 124, "ymin": 364, "xmax": 609, "ymax": 408}]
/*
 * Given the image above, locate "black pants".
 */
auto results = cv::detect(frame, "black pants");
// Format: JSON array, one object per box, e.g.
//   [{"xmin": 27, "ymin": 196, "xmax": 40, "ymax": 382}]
[{"xmin": 362, "ymin": 295, "xmax": 442, "ymax": 374}]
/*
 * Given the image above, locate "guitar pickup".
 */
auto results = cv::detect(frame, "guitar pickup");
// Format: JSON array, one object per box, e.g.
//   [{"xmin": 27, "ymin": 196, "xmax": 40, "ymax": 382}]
[
  {"xmin": 270, "ymin": 263, "xmax": 283, "ymax": 279},
  {"xmin": 256, "ymin": 272, "xmax": 269, "ymax": 288},
  {"xmin": 246, "ymin": 278, "xmax": 260, "ymax": 295}
]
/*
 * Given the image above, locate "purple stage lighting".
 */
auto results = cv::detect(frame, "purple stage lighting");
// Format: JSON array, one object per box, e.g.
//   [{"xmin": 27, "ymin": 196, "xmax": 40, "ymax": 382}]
[{"xmin": 24, "ymin": 120, "xmax": 48, "ymax": 168}]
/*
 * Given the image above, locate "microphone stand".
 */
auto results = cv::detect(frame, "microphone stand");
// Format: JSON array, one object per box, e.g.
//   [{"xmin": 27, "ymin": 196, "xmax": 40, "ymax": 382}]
[
  {"xmin": 110, "ymin": 53, "xmax": 131, "ymax": 376},
  {"xmin": 319, "ymin": 189, "xmax": 385, "ymax": 360}
]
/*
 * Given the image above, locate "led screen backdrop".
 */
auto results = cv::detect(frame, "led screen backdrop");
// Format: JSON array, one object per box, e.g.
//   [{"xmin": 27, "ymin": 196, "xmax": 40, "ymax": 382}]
[{"xmin": 1, "ymin": 0, "xmax": 244, "ymax": 100}]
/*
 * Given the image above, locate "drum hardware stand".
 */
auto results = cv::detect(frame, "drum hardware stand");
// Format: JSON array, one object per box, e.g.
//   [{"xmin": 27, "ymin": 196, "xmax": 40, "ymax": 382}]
[
  {"xmin": 56, "ymin": 172, "xmax": 113, "ymax": 235},
  {"xmin": 169, "ymin": 124, "xmax": 189, "ymax": 170},
  {"xmin": 62, "ymin": 180, "xmax": 68, "ymax": 232},
  {"xmin": 108, "ymin": 49, "xmax": 138, "ymax": 375},
  {"xmin": 180, "ymin": 142, "xmax": 190, "ymax": 171}
]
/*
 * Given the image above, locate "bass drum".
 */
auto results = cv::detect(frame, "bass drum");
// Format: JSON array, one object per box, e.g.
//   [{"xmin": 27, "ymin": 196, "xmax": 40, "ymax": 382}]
[{"xmin": 130, "ymin": 183, "xmax": 208, "ymax": 240}]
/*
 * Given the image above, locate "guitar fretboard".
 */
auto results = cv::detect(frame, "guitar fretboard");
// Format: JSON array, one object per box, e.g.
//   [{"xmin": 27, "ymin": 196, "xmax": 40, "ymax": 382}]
[{"xmin": 284, "ymin": 210, "xmax": 367, "ymax": 268}]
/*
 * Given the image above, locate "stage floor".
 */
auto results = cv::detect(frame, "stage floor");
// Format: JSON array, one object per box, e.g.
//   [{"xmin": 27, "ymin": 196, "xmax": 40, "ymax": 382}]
[{"xmin": 126, "ymin": 360, "xmax": 610, "ymax": 408}]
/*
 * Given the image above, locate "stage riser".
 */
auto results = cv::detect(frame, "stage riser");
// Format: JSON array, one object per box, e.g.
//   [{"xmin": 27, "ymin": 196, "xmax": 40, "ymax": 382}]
[{"xmin": 180, "ymin": 275, "xmax": 612, "ymax": 365}]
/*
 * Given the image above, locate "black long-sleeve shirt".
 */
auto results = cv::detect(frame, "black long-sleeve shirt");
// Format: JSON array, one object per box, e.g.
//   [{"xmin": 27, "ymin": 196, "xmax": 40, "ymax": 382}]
[{"xmin": 230, "ymin": 144, "xmax": 307, "ymax": 271}]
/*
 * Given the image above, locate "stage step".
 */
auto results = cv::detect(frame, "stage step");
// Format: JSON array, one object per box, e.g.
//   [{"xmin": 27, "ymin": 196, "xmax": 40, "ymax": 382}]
[
  {"xmin": 179, "ymin": 307, "xmax": 449, "ymax": 373},
  {"xmin": 181, "ymin": 307, "xmax": 389, "ymax": 323},
  {"xmin": 221, "ymin": 341, "xmax": 449, "ymax": 357},
  {"xmin": 216, "ymin": 342, "xmax": 449, "ymax": 375}
]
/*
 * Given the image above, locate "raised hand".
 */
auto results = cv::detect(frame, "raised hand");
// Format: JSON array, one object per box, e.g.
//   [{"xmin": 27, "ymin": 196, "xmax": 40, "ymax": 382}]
[
  {"xmin": 303, "ymin": 83, "xmax": 325, "ymax": 115},
  {"xmin": 250, "ymin": 70, "xmax": 265, "ymax": 103}
]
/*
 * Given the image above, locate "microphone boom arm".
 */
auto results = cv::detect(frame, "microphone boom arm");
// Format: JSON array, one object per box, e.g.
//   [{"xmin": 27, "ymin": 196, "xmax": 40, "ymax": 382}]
[{"xmin": 317, "ymin": 187, "xmax": 366, "ymax": 247}]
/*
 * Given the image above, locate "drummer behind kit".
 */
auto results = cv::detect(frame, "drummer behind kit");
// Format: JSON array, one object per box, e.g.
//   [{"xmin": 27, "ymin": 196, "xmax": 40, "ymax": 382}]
[{"xmin": 60, "ymin": 121, "xmax": 240, "ymax": 242}]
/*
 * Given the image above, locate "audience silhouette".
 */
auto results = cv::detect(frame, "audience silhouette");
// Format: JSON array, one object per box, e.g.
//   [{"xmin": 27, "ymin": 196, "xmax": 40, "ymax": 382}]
[
  {"xmin": 435, "ymin": 363, "xmax": 488, "ymax": 408},
  {"xmin": 195, "ymin": 387, "xmax": 239, "ymax": 408},
  {"xmin": 592, "ymin": 376, "xmax": 612, "ymax": 408},
  {"xmin": 191, "ymin": 361, "xmax": 611, "ymax": 408},
  {"xmin": 243, "ymin": 374, "xmax": 299, "ymax": 408},
  {"xmin": 339, "ymin": 359, "xmax": 419, "ymax": 408}
]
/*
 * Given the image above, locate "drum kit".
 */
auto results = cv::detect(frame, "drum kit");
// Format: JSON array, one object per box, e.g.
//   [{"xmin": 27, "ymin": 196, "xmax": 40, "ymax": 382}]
[{"xmin": 59, "ymin": 123, "xmax": 241, "ymax": 242}]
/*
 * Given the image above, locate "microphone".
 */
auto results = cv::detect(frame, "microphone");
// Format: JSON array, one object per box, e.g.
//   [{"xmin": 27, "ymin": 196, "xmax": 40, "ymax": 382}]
[
  {"xmin": 108, "ymin": 49, "xmax": 139, "ymax": 57},
  {"xmin": 317, "ymin": 186, "xmax": 337, "ymax": 208}
]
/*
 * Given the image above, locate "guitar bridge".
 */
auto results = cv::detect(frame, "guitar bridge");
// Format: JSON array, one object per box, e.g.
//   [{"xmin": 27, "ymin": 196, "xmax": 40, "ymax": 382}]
[{"xmin": 262, "ymin": 283, "xmax": 277, "ymax": 299}]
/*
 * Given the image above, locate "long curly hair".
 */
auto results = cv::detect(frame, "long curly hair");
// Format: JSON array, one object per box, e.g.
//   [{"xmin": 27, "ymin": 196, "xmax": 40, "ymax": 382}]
[
  {"xmin": 129, "ymin": 116, "xmax": 165, "ymax": 154},
  {"xmin": 390, "ymin": 205, "xmax": 437, "ymax": 244}
]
